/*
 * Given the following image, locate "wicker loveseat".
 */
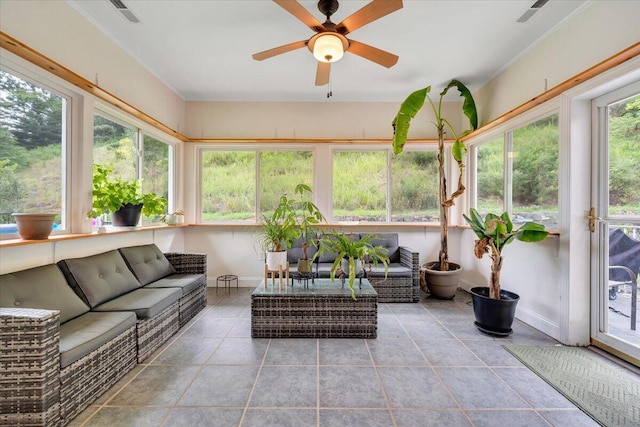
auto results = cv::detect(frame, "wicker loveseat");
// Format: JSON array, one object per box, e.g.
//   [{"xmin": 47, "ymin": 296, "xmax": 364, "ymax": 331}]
[
  {"xmin": 0, "ymin": 245, "xmax": 206, "ymax": 427},
  {"xmin": 314, "ymin": 233, "xmax": 420, "ymax": 303}
]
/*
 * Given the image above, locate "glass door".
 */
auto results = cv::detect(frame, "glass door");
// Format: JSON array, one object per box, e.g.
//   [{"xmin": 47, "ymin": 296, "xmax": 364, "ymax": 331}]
[{"xmin": 591, "ymin": 82, "xmax": 640, "ymax": 366}]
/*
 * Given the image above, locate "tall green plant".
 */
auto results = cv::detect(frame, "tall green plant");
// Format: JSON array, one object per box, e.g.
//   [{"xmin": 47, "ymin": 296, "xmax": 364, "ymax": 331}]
[
  {"xmin": 392, "ymin": 80, "xmax": 478, "ymax": 271},
  {"xmin": 463, "ymin": 208, "xmax": 549, "ymax": 300}
]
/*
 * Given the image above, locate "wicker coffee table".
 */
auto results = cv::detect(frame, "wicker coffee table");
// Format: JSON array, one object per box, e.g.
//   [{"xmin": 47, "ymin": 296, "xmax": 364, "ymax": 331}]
[{"xmin": 251, "ymin": 278, "xmax": 378, "ymax": 338}]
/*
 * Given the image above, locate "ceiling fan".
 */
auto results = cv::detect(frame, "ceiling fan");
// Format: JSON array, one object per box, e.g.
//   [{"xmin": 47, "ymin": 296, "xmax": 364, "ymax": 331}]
[{"xmin": 252, "ymin": 0, "xmax": 403, "ymax": 86}]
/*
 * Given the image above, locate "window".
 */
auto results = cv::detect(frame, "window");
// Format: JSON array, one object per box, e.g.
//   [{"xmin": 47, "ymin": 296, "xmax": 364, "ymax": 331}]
[
  {"xmin": 143, "ymin": 135, "xmax": 170, "ymax": 203},
  {"xmin": 511, "ymin": 114, "xmax": 559, "ymax": 226},
  {"xmin": 200, "ymin": 149, "xmax": 314, "ymax": 222},
  {"xmin": 475, "ymin": 137, "xmax": 504, "ymax": 217},
  {"xmin": 259, "ymin": 151, "xmax": 313, "ymax": 215},
  {"xmin": 0, "ymin": 69, "xmax": 68, "ymax": 238},
  {"xmin": 391, "ymin": 151, "xmax": 439, "ymax": 222},
  {"xmin": 93, "ymin": 110, "xmax": 173, "ymax": 226},
  {"xmin": 607, "ymin": 92, "xmax": 640, "ymax": 216},
  {"xmin": 201, "ymin": 151, "xmax": 256, "ymax": 222},
  {"xmin": 472, "ymin": 113, "xmax": 559, "ymax": 228},
  {"xmin": 333, "ymin": 151, "xmax": 387, "ymax": 222}
]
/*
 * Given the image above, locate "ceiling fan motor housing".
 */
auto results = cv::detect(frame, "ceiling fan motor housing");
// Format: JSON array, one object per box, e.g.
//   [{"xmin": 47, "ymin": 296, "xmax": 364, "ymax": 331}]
[{"xmin": 318, "ymin": 0, "xmax": 339, "ymax": 19}]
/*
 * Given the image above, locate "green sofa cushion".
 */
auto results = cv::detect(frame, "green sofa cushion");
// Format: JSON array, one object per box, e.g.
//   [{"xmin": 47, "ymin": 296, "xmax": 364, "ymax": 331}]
[
  {"xmin": 58, "ymin": 250, "xmax": 142, "ymax": 308},
  {"xmin": 143, "ymin": 274, "xmax": 204, "ymax": 295},
  {"xmin": 0, "ymin": 264, "xmax": 89, "ymax": 324},
  {"xmin": 119, "ymin": 244, "xmax": 176, "ymax": 286},
  {"xmin": 59, "ymin": 311, "xmax": 136, "ymax": 368},
  {"xmin": 92, "ymin": 287, "xmax": 181, "ymax": 319}
]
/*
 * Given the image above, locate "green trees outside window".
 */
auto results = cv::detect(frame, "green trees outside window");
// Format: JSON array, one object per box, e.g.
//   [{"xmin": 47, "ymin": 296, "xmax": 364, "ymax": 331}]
[{"xmin": 0, "ymin": 70, "xmax": 65, "ymax": 230}]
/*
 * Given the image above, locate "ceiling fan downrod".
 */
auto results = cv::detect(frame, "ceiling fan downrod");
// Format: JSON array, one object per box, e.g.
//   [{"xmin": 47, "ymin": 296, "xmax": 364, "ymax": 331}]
[{"xmin": 317, "ymin": 0, "xmax": 339, "ymax": 27}]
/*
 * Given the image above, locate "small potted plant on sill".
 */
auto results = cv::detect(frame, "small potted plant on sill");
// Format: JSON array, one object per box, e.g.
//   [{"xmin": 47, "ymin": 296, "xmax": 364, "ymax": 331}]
[
  {"xmin": 161, "ymin": 209, "xmax": 185, "ymax": 225},
  {"xmin": 314, "ymin": 232, "xmax": 389, "ymax": 300},
  {"xmin": 88, "ymin": 164, "xmax": 167, "ymax": 227},
  {"xmin": 392, "ymin": 79, "xmax": 478, "ymax": 299},
  {"xmin": 463, "ymin": 208, "xmax": 549, "ymax": 336}
]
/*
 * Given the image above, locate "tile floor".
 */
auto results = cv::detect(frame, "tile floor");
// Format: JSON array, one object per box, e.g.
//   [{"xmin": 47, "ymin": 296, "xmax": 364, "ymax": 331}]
[{"xmin": 68, "ymin": 286, "xmax": 634, "ymax": 427}]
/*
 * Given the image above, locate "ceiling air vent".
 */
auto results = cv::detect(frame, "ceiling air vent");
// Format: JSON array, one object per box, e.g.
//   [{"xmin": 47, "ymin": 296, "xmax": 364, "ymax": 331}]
[
  {"xmin": 108, "ymin": 0, "xmax": 140, "ymax": 23},
  {"xmin": 516, "ymin": 0, "xmax": 549, "ymax": 23}
]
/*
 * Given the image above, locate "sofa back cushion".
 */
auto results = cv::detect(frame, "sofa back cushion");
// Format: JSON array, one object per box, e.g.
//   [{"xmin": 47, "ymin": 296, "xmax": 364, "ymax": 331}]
[
  {"xmin": 366, "ymin": 233, "xmax": 400, "ymax": 263},
  {"xmin": 0, "ymin": 264, "xmax": 89, "ymax": 324},
  {"xmin": 58, "ymin": 250, "xmax": 142, "ymax": 308},
  {"xmin": 318, "ymin": 234, "xmax": 359, "ymax": 263},
  {"xmin": 119, "ymin": 244, "xmax": 176, "ymax": 286},
  {"xmin": 287, "ymin": 236, "xmax": 318, "ymax": 264}
]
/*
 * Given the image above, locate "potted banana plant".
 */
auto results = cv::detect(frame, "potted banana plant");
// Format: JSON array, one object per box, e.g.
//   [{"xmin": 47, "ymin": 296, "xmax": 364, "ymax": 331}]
[
  {"xmin": 463, "ymin": 208, "xmax": 549, "ymax": 336},
  {"xmin": 392, "ymin": 79, "xmax": 478, "ymax": 299}
]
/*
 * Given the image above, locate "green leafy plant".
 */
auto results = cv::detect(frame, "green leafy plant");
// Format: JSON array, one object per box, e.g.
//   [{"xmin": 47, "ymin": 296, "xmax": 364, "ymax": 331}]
[
  {"xmin": 463, "ymin": 208, "xmax": 549, "ymax": 300},
  {"xmin": 314, "ymin": 232, "xmax": 389, "ymax": 299},
  {"xmin": 88, "ymin": 164, "xmax": 167, "ymax": 218},
  {"xmin": 392, "ymin": 80, "xmax": 478, "ymax": 271},
  {"xmin": 256, "ymin": 183, "xmax": 324, "ymax": 255}
]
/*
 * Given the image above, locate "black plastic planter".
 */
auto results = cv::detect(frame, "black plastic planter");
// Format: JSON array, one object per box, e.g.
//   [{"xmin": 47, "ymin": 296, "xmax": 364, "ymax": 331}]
[
  {"xmin": 111, "ymin": 203, "xmax": 142, "ymax": 227},
  {"xmin": 470, "ymin": 286, "xmax": 520, "ymax": 336}
]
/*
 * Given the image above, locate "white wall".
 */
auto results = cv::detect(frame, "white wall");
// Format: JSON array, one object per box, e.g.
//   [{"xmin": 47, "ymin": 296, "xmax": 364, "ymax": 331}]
[
  {"xmin": 183, "ymin": 226, "xmax": 448, "ymax": 287},
  {"xmin": 475, "ymin": 0, "xmax": 640, "ymax": 123},
  {"xmin": 185, "ymin": 100, "xmax": 463, "ymax": 140},
  {"xmin": 0, "ymin": 0, "xmax": 186, "ymax": 133},
  {"xmin": 0, "ymin": 228, "xmax": 185, "ymax": 274}
]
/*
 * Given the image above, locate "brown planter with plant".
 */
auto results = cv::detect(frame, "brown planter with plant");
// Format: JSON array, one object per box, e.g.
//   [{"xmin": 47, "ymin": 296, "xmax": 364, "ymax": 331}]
[{"xmin": 392, "ymin": 80, "xmax": 478, "ymax": 298}]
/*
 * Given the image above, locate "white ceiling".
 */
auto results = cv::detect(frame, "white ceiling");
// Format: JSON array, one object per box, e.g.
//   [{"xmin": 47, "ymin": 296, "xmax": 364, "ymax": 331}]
[{"xmin": 66, "ymin": 0, "xmax": 590, "ymax": 103}]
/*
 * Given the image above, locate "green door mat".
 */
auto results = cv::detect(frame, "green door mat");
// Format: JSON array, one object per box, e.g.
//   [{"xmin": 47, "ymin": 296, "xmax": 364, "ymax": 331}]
[{"xmin": 503, "ymin": 345, "xmax": 640, "ymax": 426}]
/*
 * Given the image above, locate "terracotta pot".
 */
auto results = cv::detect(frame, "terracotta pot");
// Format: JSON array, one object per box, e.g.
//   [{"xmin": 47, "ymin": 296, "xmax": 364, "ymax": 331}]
[
  {"xmin": 12, "ymin": 213, "xmax": 56, "ymax": 240},
  {"xmin": 424, "ymin": 261, "xmax": 461, "ymax": 299}
]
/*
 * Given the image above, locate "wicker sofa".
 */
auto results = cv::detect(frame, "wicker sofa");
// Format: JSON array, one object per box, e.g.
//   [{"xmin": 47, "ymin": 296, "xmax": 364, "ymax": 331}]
[
  {"xmin": 0, "ymin": 245, "xmax": 206, "ymax": 427},
  {"xmin": 313, "ymin": 233, "xmax": 420, "ymax": 303}
]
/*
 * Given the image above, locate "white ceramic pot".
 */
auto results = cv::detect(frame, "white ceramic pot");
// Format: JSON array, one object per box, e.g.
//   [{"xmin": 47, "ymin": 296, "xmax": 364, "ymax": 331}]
[{"xmin": 266, "ymin": 250, "xmax": 287, "ymax": 271}]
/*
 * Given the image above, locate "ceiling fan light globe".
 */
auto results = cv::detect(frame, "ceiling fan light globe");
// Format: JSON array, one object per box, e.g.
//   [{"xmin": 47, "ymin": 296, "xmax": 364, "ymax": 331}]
[{"xmin": 313, "ymin": 34, "xmax": 344, "ymax": 63}]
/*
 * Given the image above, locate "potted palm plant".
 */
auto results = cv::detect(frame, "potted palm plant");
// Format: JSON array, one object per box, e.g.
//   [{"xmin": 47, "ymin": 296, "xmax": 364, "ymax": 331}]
[
  {"xmin": 315, "ymin": 232, "xmax": 389, "ymax": 300},
  {"xmin": 292, "ymin": 185, "xmax": 325, "ymax": 272},
  {"xmin": 256, "ymin": 183, "xmax": 324, "ymax": 272},
  {"xmin": 88, "ymin": 164, "xmax": 167, "ymax": 227},
  {"xmin": 463, "ymin": 208, "xmax": 549, "ymax": 335},
  {"xmin": 392, "ymin": 79, "xmax": 478, "ymax": 299}
]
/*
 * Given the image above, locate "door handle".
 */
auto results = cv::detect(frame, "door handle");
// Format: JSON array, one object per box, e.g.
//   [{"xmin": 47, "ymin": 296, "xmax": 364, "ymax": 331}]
[{"xmin": 587, "ymin": 207, "xmax": 602, "ymax": 233}]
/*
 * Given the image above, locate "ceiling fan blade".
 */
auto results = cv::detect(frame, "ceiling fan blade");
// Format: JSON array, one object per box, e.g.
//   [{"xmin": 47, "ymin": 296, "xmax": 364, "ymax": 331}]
[
  {"xmin": 273, "ymin": 0, "xmax": 326, "ymax": 32},
  {"xmin": 335, "ymin": 0, "xmax": 403, "ymax": 35},
  {"xmin": 252, "ymin": 40, "xmax": 307, "ymax": 61},
  {"xmin": 315, "ymin": 61, "xmax": 331, "ymax": 86},
  {"xmin": 347, "ymin": 39, "xmax": 398, "ymax": 68}
]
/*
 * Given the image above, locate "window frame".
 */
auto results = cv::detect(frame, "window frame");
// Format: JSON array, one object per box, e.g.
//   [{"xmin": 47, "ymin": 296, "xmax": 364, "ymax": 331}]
[
  {"xmin": 196, "ymin": 145, "xmax": 317, "ymax": 223},
  {"xmin": 93, "ymin": 104, "xmax": 178, "ymax": 224},
  {"xmin": 468, "ymin": 101, "xmax": 561, "ymax": 229},
  {"xmin": 0, "ymin": 60, "xmax": 74, "ymax": 239}
]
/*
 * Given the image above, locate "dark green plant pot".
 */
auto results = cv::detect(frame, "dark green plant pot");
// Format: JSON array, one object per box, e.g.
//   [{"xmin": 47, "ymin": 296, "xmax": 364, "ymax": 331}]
[
  {"xmin": 470, "ymin": 286, "xmax": 519, "ymax": 336},
  {"xmin": 111, "ymin": 203, "xmax": 142, "ymax": 227}
]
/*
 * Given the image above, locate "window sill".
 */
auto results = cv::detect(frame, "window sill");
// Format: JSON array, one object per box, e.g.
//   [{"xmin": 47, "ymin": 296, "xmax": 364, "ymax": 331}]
[{"xmin": 0, "ymin": 224, "xmax": 188, "ymax": 248}]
